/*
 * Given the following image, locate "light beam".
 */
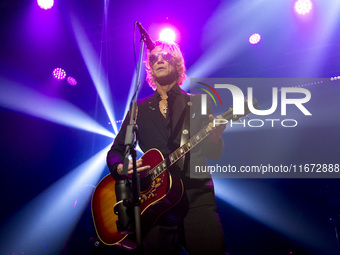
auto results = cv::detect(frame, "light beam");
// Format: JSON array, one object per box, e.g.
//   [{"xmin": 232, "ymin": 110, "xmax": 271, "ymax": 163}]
[
  {"xmin": 0, "ymin": 78, "xmax": 114, "ymax": 138},
  {"xmin": 0, "ymin": 144, "xmax": 110, "ymax": 254},
  {"xmin": 214, "ymin": 179, "xmax": 334, "ymax": 253},
  {"xmin": 70, "ymin": 15, "xmax": 118, "ymax": 135}
]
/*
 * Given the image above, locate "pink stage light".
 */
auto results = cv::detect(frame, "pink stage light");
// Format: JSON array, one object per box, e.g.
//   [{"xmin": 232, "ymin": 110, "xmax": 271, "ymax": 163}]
[
  {"xmin": 67, "ymin": 76, "xmax": 77, "ymax": 86},
  {"xmin": 159, "ymin": 28, "xmax": 176, "ymax": 43},
  {"xmin": 249, "ymin": 33, "xmax": 261, "ymax": 45},
  {"xmin": 52, "ymin": 68, "xmax": 66, "ymax": 80},
  {"xmin": 37, "ymin": 0, "xmax": 54, "ymax": 10},
  {"xmin": 295, "ymin": 0, "xmax": 312, "ymax": 15}
]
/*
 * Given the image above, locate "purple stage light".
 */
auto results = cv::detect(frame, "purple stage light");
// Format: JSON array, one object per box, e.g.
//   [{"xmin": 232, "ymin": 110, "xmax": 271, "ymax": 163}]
[
  {"xmin": 159, "ymin": 28, "xmax": 176, "ymax": 43},
  {"xmin": 52, "ymin": 68, "xmax": 66, "ymax": 80},
  {"xmin": 330, "ymin": 76, "xmax": 340, "ymax": 82},
  {"xmin": 249, "ymin": 33, "xmax": 261, "ymax": 45},
  {"xmin": 67, "ymin": 76, "xmax": 77, "ymax": 86},
  {"xmin": 295, "ymin": 0, "xmax": 312, "ymax": 15},
  {"xmin": 37, "ymin": 0, "xmax": 54, "ymax": 10}
]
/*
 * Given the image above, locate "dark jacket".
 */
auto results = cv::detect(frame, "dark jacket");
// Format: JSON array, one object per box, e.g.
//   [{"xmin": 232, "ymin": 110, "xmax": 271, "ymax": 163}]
[{"xmin": 107, "ymin": 84, "xmax": 223, "ymax": 208}]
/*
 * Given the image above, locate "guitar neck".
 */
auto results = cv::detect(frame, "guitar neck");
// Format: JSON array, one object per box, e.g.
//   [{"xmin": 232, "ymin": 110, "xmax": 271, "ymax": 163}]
[
  {"xmin": 147, "ymin": 95, "xmax": 261, "ymax": 179},
  {"xmin": 149, "ymin": 123, "xmax": 211, "ymax": 179},
  {"xmin": 149, "ymin": 108, "xmax": 234, "ymax": 179}
]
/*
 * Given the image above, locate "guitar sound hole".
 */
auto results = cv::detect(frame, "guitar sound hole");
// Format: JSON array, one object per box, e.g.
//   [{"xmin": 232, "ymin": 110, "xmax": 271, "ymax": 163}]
[{"xmin": 140, "ymin": 175, "xmax": 152, "ymax": 192}]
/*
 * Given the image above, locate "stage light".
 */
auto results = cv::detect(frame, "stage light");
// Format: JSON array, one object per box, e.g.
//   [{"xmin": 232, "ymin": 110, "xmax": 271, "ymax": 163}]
[
  {"xmin": 330, "ymin": 75, "xmax": 340, "ymax": 82},
  {"xmin": 52, "ymin": 68, "xmax": 66, "ymax": 80},
  {"xmin": 159, "ymin": 28, "xmax": 176, "ymax": 43},
  {"xmin": 249, "ymin": 33, "xmax": 261, "ymax": 45},
  {"xmin": 295, "ymin": 0, "xmax": 312, "ymax": 15},
  {"xmin": 37, "ymin": 0, "xmax": 54, "ymax": 10},
  {"xmin": 67, "ymin": 76, "xmax": 77, "ymax": 86}
]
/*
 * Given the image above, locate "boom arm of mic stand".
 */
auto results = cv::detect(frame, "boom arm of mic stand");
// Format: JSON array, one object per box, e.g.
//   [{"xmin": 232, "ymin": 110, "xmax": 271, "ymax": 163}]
[{"xmin": 122, "ymin": 31, "xmax": 146, "ymax": 175}]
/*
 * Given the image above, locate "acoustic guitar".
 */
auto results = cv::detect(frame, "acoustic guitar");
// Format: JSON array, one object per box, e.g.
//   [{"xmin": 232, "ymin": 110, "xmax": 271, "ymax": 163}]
[{"xmin": 91, "ymin": 99, "xmax": 258, "ymax": 248}]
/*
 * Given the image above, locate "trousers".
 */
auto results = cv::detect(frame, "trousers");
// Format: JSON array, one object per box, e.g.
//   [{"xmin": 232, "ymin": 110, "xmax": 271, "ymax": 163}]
[{"xmin": 143, "ymin": 204, "xmax": 226, "ymax": 255}]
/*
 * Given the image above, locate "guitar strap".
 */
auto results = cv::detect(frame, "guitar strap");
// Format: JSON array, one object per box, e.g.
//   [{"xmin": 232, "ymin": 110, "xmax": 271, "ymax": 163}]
[
  {"xmin": 177, "ymin": 98, "xmax": 191, "ymax": 171},
  {"xmin": 180, "ymin": 100, "xmax": 191, "ymax": 146}
]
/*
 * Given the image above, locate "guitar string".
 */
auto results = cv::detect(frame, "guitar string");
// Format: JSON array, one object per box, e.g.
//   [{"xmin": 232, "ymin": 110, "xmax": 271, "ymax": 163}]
[{"xmin": 144, "ymin": 106, "xmax": 244, "ymax": 179}]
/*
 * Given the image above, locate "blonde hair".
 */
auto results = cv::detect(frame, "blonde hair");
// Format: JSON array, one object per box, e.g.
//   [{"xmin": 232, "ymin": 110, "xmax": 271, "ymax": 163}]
[{"xmin": 144, "ymin": 40, "xmax": 187, "ymax": 90}]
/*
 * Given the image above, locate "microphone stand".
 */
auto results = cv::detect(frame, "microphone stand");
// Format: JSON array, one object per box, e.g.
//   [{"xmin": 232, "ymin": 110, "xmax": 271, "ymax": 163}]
[{"xmin": 120, "ymin": 32, "xmax": 146, "ymax": 254}]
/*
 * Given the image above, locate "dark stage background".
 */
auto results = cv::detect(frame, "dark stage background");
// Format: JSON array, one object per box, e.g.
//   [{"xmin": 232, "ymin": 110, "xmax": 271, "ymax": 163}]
[{"xmin": 1, "ymin": 0, "xmax": 340, "ymax": 254}]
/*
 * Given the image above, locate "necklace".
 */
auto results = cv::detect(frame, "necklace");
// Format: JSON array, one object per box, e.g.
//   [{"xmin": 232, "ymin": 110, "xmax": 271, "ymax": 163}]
[
  {"xmin": 162, "ymin": 101, "xmax": 168, "ymax": 114},
  {"xmin": 159, "ymin": 98, "xmax": 168, "ymax": 117}
]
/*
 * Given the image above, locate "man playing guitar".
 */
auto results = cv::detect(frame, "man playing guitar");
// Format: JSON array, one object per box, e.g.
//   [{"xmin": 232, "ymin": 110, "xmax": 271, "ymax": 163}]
[{"xmin": 106, "ymin": 40, "xmax": 227, "ymax": 255}]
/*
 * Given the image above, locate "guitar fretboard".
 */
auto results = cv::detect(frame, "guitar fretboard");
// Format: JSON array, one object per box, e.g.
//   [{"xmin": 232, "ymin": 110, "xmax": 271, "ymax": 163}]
[
  {"xmin": 149, "ymin": 126, "xmax": 211, "ymax": 179},
  {"xmin": 149, "ymin": 106, "xmax": 235, "ymax": 179},
  {"xmin": 148, "ymin": 98, "xmax": 258, "ymax": 179}
]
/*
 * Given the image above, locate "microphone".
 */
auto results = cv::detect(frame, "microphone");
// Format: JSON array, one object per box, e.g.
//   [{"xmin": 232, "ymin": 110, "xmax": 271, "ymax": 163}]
[{"xmin": 136, "ymin": 22, "xmax": 155, "ymax": 51}]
